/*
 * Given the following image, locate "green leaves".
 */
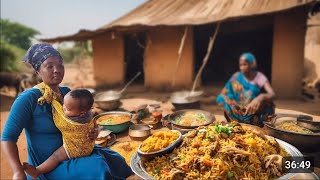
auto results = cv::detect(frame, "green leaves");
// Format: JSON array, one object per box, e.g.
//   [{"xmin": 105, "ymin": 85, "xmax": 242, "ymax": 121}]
[
  {"xmin": 215, "ymin": 123, "xmax": 233, "ymax": 135},
  {"xmin": 0, "ymin": 19, "xmax": 39, "ymax": 72},
  {"xmin": 0, "ymin": 19, "xmax": 39, "ymax": 50},
  {"xmin": 0, "ymin": 40, "xmax": 24, "ymax": 72},
  {"xmin": 153, "ymin": 168, "xmax": 160, "ymax": 175},
  {"xmin": 226, "ymin": 171, "xmax": 234, "ymax": 179}
]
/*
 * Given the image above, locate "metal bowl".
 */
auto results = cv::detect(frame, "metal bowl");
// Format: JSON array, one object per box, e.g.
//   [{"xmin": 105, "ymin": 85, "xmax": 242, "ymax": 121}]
[
  {"xmin": 137, "ymin": 130, "xmax": 182, "ymax": 161},
  {"xmin": 95, "ymin": 100, "xmax": 121, "ymax": 111},
  {"xmin": 93, "ymin": 111, "xmax": 132, "ymax": 134},
  {"xmin": 297, "ymin": 118, "xmax": 320, "ymax": 132},
  {"xmin": 170, "ymin": 91, "xmax": 203, "ymax": 110},
  {"xmin": 129, "ymin": 124, "xmax": 151, "ymax": 141},
  {"xmin": 170, "ymin": 91, "xmax": 203, "ymax": 104},
  {"xmin": 264, "ymin": 122, "xmax": 320, "ymax": 152},
  {"xmin": 94, "ymin": 91, "xmax": 121, "ymax": 110}
]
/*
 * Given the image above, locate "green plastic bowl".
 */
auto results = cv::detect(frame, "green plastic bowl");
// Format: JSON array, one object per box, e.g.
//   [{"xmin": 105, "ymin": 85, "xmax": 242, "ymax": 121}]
[{"xmin": 93, "ymin": 111, "xmax": 132, "ymax": 134}]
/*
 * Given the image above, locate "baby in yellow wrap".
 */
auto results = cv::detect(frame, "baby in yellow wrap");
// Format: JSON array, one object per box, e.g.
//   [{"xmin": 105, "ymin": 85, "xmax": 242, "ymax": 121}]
[{"xmin": 23, "ymin": 88, "xmax": 95, "ymax": 178}]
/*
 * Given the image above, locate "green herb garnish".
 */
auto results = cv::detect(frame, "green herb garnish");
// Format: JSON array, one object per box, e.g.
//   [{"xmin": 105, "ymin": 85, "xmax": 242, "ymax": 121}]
[
  {"xmin": 153, "ymin": 168, "xmax": 160, "ymax": 175},
  {"xmin": 215, "ymin": 124, "xmax": 233, "ymax": 135},
  {"xmin": 226, "ymin": 171, "xmax": 234, "ymax": 179}
]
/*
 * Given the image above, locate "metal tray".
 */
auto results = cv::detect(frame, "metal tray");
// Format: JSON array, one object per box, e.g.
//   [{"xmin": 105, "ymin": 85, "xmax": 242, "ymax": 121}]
[{"xmin": 130, "ymin": 138, "xmax": 319, "ymax": 180}]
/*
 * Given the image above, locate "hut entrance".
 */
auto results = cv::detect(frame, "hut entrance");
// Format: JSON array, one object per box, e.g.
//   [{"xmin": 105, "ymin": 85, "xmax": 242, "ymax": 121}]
[
  {"xmin": 193, "ymin": 17, "xmax": 273, "ymax": 86},
  {"xmin": 124, "ymin": 32, "xmax": 146, "ymax": 84}
]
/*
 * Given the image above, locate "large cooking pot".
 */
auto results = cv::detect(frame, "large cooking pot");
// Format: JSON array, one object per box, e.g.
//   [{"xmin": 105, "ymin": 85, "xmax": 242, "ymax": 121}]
[
  {"xmin": 162, "ymin": 109, "xmax": 215, "ymax": 130},
  {"xmin": 94, "ymin": 91, "xmax": 121, "ymax": 111},
  {"xmin": 94, "ymin": 72, "xmax": 141, "ymax": 111},
  {"xmin": 170, "ymin": 91, "xmax": 203, "ymax": 110},
  {"xmin": 263, "ymin": 114, "xmax": 320, "ymax": 152}
]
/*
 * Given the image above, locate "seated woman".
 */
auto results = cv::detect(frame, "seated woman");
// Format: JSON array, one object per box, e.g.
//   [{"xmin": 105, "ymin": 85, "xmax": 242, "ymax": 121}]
[
  {"xmin": 216, "ymin": 53, "xmax": 276, "ymax": 126},
  {"xmin": 1, "ymin": 43, "xmax": 132, "ymax": 180}
]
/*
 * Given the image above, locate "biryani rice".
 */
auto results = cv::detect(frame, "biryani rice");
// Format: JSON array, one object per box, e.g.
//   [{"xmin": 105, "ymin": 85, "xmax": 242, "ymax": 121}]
[
  {"xmin": 140, "ymin": 130, "xmax": 179, "ymax": 153},
  {"xmin": 143, "ymin": 123, "xmax": 289, "ymax": 180}
]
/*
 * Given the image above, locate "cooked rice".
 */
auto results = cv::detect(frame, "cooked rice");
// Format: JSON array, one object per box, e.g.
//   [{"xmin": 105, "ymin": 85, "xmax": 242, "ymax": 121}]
[
  {"xmin": 174, "ymin": 112, "xmax": 207, "ymax": 126},
  {"xmin": 143, "ymin": 123, "xmax": 289, "ymax": 180},
  {"xmin": 140, "ymin": 130, "xmax": 179, "ymax": 153},
  {"xmin": 276, "ymin": 121, "xmax": 314, "ymax": 134},
  {"xmin": 110, "ymin": 141, "xmax": 140, "ymax": 166}
]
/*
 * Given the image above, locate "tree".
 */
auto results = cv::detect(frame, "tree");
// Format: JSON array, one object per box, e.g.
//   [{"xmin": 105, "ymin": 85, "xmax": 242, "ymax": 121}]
[
  {"xmin": 0, "ymin": 40, "xmax": 25, "ymax": 72},
  {"xmin": 0, "ymin": 19, "xmax": 39, "ymax": 72},
  {"xmin": 0, "ymin": 19, "xmax": 39, "ymax": 50},
  {"xmin": 57, "ymin": 41, "xmax": 92, "ymax": 63}
]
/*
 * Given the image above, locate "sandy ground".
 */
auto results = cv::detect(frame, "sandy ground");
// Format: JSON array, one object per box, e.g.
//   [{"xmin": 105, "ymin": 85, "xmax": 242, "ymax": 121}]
[{"xmin": 1, "ymin": 60, "xmax": 320, "ymax": 179}]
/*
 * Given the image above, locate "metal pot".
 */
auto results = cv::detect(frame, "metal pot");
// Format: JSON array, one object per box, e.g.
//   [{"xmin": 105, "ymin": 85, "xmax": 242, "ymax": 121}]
[
  {"xmin": 94, "ymin": 72, "xmax": 141, "ymax": 111},
  {"xmin": 263, "ymin": 114, "xmax": 320, "ymax": 152},
  {"xmin": 170, "ymin": 91, "xmax": 203, "ymax": 110},
  {"xmin": 170, "ymin": 90, "xmax": 203, "ymax": 103},
  {"xmin": 94, "ymin": 91, "xmax": 121, "ymax": 110},
  {"xmin": 129, "ymin": 124, "xmax": 151, "ymax": 141},
  {"xmin": 162, "ymin": 109, "xmax": 215, "ymax": 130}
]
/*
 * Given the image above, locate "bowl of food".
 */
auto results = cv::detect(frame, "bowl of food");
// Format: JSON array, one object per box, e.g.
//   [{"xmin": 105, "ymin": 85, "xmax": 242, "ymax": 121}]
[
  {"xmin": 93, "ymin": 111, "xmax": 132, "ymax": 133},
  {"xmin": 129, "ymin": 124, "xmax": 152, "ymax": 141},
  {"xmin": 264, "ymin": 115, "xmax": 320, "ymax": 152},
  {"xmin": 165, "ymin": 109, "xmax": 215, "ymax": 129},
  {"xmin": 137, "ymin": 130, "xmax": 182, "ymax": 161}
]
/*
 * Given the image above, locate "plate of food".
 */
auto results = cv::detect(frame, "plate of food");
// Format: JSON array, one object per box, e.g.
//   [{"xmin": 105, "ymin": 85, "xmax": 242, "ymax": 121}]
[
  {"xmin": 137, "ymin": 130, "xmax": 182, "ymax": 161},
  {"xmin": 95, "ymin": 130, "xmax": 117, "ymax": 147},
  {"xmin": 166, "ymin": 109, "xmax": 215, "ymax": 129},
  {"xmin": 131, "ymin": 122, "xmax": 316, "ymax": 180},
  {"xmin": 110, "ymin": 141, "xmax": 140, "ymax": 166}
]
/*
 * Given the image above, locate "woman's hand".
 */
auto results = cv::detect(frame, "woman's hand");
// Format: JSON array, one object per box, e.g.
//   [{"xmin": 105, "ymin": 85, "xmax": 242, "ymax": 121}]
[
  {"xmin": 13, "ymin": 171, "xmax": 26, "ymax": 180},
  {"xmin": 245, "ymin": 97, "xmax": 262, "ymax": 115}
]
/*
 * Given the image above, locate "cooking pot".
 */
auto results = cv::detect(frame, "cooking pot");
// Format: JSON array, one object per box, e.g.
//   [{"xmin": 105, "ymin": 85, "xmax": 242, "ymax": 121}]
[
  {"xmin": 170, "ymin": 91, "xmax": 203, "ymax": 110},
  {"xmin": 263, "ymin": 114, "xmax": 320, "ymax": 152},
  {"xmin": 94, "ymin": 72, "xmax": 141, "ymax": 110}
]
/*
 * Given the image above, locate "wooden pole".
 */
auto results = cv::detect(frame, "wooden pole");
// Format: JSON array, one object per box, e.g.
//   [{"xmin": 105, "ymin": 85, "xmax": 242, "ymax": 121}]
[
  {"xmin": 172, "ymin": 26, "xmax": 189, "ymax": 87},
  {"xmin": 191, "ymin": 22, "xmax": 221, "ymax": 93}
]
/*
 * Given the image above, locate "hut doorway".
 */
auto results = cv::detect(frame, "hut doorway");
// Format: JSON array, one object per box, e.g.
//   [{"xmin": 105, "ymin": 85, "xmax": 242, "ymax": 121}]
[
  {"xmin": 193, "ymin": 19, "xmax": 273, "ymax": 86},
  {"xmin": 124, "ymin": 32, "xmax": 146, "ymax": 84}
]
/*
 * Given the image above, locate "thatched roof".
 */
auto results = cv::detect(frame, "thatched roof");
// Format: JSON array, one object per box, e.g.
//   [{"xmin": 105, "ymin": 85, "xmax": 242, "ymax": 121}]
[{"xmin": 42, "ymin": 0, "xmax": 316, "ymax": 43}]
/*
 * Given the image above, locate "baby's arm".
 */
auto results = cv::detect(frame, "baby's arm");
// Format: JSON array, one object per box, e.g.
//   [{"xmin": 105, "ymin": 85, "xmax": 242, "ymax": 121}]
[{"xmin": 23, "ymin": 146, "xmax": 68, "ymax": 179}]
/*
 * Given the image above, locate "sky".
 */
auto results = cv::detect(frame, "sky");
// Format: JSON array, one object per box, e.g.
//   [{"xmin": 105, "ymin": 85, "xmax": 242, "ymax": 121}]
[{"xmin": 1, "ymin": 0, "xmax": 146, "ymax": 39}]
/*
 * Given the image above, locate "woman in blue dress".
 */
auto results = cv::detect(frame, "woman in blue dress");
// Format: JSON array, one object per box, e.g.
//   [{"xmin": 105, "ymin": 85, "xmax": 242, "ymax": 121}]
[
  {"xmin": 1, "ymin": 43, "xmax": 132, "ymax": 180},
  {"xmin": 216, "ymin": 53, "xmax": 276, "ymax": 126}
]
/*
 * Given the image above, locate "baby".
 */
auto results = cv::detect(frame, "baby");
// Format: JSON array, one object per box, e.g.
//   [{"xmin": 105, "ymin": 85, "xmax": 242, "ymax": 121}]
[{"xmin": 23, "ymin": 89, "xmax": 95, "ymax": 178}]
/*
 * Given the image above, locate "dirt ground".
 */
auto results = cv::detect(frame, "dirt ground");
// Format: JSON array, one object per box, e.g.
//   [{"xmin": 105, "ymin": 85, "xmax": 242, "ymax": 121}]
[{"xmin": 1, "ymin": 60, "xmax": 320, "ymax": 179}]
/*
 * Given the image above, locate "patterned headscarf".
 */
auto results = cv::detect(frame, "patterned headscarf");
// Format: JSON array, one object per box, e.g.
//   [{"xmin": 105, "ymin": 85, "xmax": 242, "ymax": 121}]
[
  {"xmin": 240, "ymin": 52, "xmax": 257, "ymax": 70},
  {"xmin": 23, "ymin": 43, "xmax": 63, "ymax": 71}
]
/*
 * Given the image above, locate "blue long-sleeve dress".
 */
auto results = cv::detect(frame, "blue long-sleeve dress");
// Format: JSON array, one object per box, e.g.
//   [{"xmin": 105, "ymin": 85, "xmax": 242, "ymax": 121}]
[{"xmin": 1, "ymin": 87, "xmax": 132, "ymax": 180}]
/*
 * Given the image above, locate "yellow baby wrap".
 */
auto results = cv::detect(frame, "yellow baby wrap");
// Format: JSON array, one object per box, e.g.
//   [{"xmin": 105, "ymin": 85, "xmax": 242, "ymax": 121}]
[{"xmin": 35, "ymin": 82, "xmax": 95, "ymax": 158}]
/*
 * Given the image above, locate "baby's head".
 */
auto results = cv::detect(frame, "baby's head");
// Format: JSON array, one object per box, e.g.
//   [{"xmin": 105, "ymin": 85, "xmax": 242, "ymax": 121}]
[{"xmin": 63, "ymin": 89, "xmax": 94, "ymax": 117}]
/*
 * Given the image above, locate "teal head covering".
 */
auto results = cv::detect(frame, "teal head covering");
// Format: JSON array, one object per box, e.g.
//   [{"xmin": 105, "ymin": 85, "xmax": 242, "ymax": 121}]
[{"xmin": 240, "ymin": 52, "xmax": 257, "ymax": 70}]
